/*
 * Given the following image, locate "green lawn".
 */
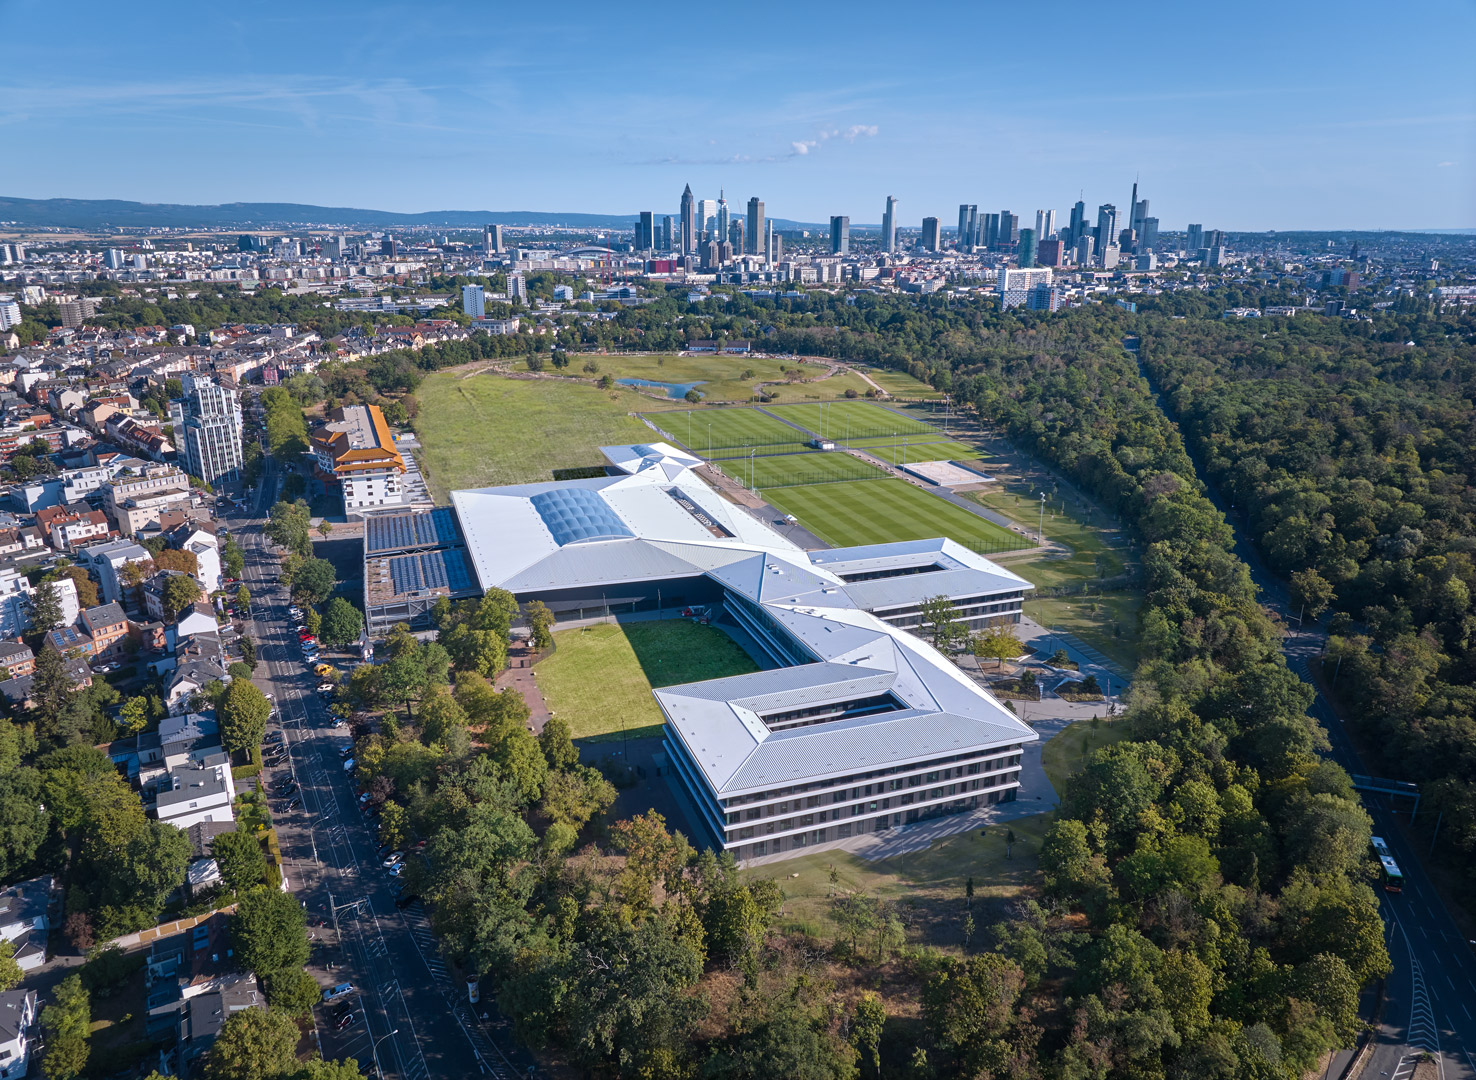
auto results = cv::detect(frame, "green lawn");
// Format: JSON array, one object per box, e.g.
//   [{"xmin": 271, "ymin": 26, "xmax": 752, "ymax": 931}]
[
  {"xmin": 745, "ymin": 812, "xmax": 1053, "ymax": 948},
  {"xmin": 862, "ymin": 367, "xmax": 945, "ymax": 399},
  {"xmin": 758, "ymin": 371, "xmax": 877, "ymax": 402},
  {"xmin": 764, "ymin": 479, "xmax": 1031, "ymax": 552},
  {"xmin": 965, "ymin": 489, "xmax": 1128, "ymax": 591},
  {"xmin": 1041, "ymin": 717, "xmax": 1130, "ymax": 797},
  {"xmin": 535, "ymin": 620, "xmax": 759, "ymax": 742},
  {"xmin": 646, "ymin": 407, "xmax": 810, "ymax": 452},
  {"xmin": 1026, "ymin": 593, "xmax": 1142, "ymax": 676},
  {"xmin": 858, "ymin": 438, "xmax": 988, "ymax": 465},
  {"xmin": 412, "ymin": 373, "xmax": 658, "ymax": 498},
  {"xmin": 767, "ymin": 400, "xmax": 939, "ymax": 439},
  {"xmin": 513, "ymin": 353, "xmax": 828, "ymax": 403},
  {"xmin": 713, "ymin": 452, "xmax": 889, "ymax": 489}
]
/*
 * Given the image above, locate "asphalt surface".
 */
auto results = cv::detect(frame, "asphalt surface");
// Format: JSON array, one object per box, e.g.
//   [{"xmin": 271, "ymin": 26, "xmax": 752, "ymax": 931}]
[
  {"xmin": 1133, "ymin": 343, "xmax": 1476, "ymax": 1079},
  {"xmin": 231, "ymin": 454, "xmax": 536, "ymax": 1080}
]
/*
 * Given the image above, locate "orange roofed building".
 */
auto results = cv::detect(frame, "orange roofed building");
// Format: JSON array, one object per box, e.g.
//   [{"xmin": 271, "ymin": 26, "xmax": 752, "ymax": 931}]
[{"xmin": 310, "ymin": 404, "xmax": 406, "ymax": 516}]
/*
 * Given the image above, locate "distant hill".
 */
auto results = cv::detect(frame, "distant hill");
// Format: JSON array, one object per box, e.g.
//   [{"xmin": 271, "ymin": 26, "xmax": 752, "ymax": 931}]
[{"xmin": 0, "ymin": 196, "xmax": 827, "ymax": 232}]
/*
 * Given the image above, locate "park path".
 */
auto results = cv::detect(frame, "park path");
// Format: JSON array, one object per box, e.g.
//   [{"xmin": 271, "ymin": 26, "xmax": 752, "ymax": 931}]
[{"xmin": 497, "ymin": 642, "xmax": 552, "ymax": 734}]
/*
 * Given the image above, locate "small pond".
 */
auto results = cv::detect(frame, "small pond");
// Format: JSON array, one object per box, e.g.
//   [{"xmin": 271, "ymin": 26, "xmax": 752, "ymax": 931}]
[{"xmin": 616, "ymin": 377, "xmax": 706, "ymax": 399}]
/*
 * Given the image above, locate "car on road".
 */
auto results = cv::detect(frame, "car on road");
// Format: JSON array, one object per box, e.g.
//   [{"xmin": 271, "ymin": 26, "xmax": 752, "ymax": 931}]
[
  {"xmin": 316, "ymin": 682, "xmax": 336, "ymax": 692},
  {"xmin": 315, "ymin": 664, "xmax": 336, "ymax": 676},
  {"xmin": 322, "ymin": 983, "xmax": 355, "ymax": 1004},
  {"xmin": 330, "ymin": 717, "xmax": 345, "ymax": 728},
  {"xmin": 342, "ymin": 758, "xmax": 355, "ymax": 771}
]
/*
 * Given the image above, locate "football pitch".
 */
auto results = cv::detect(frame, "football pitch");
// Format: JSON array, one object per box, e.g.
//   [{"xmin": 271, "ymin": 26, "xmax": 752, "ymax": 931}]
[
  {"xmin": 767, "ymin": 401, "xmax": 938, "ymax": 440},
  {"xmin": 647, "ymin": 408, "xmax": 809, "ymax": 452},
  {"xmin": 713, "ymin": 451, "xmax": 888, "ymax": 489},
  {"xmin": 764, "ymin": 479, "xmax": 1032, "ymax": 551},
  {"xmin": 858, "ymin": 438, "xmax": 986, "ymax": 465}
]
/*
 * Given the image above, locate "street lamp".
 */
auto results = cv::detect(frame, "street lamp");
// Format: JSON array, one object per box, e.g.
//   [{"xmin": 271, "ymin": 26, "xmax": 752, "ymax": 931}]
[
  {"xmin": 372, "ymin": 1028, "xmax": 400, "ymax": 1079},
  {"xmin": 1038, "ymin": 492, "xmax": 1047, "ymax": 544}
]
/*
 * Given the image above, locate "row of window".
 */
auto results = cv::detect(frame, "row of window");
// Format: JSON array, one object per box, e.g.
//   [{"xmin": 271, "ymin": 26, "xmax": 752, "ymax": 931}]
[{"xmin": 723, "ymin": 743, "xmax": 1025, "ymax": 808}]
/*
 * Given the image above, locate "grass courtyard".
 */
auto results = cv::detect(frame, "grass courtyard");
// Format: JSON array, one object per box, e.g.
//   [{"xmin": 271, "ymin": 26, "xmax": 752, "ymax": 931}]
[
  {"xmin": 764, "ymin": 479, "xmax": 1031, "ymax": 552},
  {"xmin": 534, "ymin": 620, "xmax": 759, "ymax": 742},
  {"xmin": 768, "ymin": 400, "xmax": 938, "ymax": 440},
  {"xmin": 411, "ymin": 373, "xmax": 659, "ymax": 498},
  {"xmin": 647, "ymin": 407, "xmax": 809, "ymax": 453}
]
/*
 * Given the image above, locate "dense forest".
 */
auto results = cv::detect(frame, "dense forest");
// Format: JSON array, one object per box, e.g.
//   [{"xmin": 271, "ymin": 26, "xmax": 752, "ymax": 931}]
[{"xmin": 1137, "ymin": 310, "xmax": 1476, "ymax": 902}]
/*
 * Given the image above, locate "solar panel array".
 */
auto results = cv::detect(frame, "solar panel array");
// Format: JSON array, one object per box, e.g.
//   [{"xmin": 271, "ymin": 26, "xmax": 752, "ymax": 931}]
[
  {"xmin": 365, "ymin": 508, "xmax": 463, "ymax": 554},
  {"xmin": 384, "ymin": 549, "xmax": 474, "ymax": 596}
]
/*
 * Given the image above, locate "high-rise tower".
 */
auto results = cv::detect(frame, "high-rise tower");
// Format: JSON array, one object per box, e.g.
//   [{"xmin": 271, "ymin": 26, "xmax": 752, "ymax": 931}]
[
  {"xmin": 882, "ymin": 196, "xmax": 898, "ymax": 254},
  {"xmin": 747, "ymin": 196, "xmax": 765, "ymax": 256},
  {"xmin": 680, "ymin": 184, "xmax": 696, "ymax": 254},
  {"xmin": 830, "ymin": 216, "xmax": 850, "ymax": 255}
]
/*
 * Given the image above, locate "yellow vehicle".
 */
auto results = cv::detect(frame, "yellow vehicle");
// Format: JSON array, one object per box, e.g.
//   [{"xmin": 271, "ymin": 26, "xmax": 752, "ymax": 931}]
[{"xmin": 314, "ymin": 664, "xmax": 336, "ymax": 678}]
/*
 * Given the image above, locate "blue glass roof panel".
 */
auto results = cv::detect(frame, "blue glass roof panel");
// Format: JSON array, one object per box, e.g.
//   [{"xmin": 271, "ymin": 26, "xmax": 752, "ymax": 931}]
[{"xmin": 529, "ymin": 488, "xmax": 633, "ymax": 546}]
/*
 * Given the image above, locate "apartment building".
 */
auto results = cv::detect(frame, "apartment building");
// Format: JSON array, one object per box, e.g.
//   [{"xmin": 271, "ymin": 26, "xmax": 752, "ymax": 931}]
[
  {"xmin": 310, "ymin": 404, "xmax": 406, "ymax": 515},
  {"xmin": 102, "ymin": 465, "xmax": 195, "ymax": 536}
]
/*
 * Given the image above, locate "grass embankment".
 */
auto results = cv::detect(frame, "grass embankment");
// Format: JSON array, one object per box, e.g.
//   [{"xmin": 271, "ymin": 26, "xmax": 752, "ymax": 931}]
[
  {"xmin": 535, "ymin": 620, "xmax": 758, "ymax": 742},
  {"xmin": 765, "ymin": 479, "xmax": 1029, "ymax": 551},
  {"xmin": 412, "ymin": 373, "xmax": 657, "ymax": 498},
  {"xmin": 860, "ymin": 367, "xmax": 945, "ymax": 399},
  {"xmin": 966, "ymin": 487, "xmax": 1142, "ymax": 671}
]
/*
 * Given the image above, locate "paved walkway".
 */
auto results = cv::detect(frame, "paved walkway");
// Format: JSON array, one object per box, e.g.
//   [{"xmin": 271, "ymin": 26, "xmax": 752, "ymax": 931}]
[{"xmin": 496, "ymin": 643, "xmax": 552, "ymax": 734}]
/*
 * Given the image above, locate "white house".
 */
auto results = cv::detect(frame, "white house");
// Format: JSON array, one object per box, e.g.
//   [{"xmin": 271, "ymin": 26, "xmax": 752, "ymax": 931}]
[
  {"xmin": 0, "ymin": 570, "xmax": 78, "ymax": 641},
  {"xmin": 80, "ymin": 537, "xmax": 153, "ymax": 605},
  {"xmin": 0, "ymin": 989, "xmax": 38, "ymax": 1080},
  {"xmin": 167, "ymin": 522, "xmax": 222, "ymax": 595},
  {"xmin": 0, "ymin": 877, "xmax": 51, "ymax": 972},
  {"xmin": 154, "ymin": 753, "xmax": 236, "ymax": 831}
]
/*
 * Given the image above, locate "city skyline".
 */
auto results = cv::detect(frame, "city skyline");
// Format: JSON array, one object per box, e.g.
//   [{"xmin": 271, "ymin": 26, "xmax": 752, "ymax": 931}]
[{"xmin": 1, "ymin": 0, "xmax": 1471, "ymax": 230}]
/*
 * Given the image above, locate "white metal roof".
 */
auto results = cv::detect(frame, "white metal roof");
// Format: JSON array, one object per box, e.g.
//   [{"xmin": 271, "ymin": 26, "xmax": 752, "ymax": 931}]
[{"xmin": 450, "ymin": 446, "xmax": 1037, "ymax": 798}]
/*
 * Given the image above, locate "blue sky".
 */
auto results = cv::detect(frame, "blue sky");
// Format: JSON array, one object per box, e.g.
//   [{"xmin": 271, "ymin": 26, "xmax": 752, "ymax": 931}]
[{"xmin": 2, "ymin": 0, "xmax": 1473, "ymax": 229}]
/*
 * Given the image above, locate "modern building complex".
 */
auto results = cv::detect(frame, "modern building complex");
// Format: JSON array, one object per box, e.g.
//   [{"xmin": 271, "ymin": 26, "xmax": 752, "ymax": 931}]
[
  {"xmin": 360, "ymin": 442, "xmax": 1041, "ymax": 863},
  {"xmin": 170, "ymin": 374, "xmax": 242, "ymax": 486},
  {"xmin": 310, "ymin": 405, "xmax": 407, "ymax": 515}
]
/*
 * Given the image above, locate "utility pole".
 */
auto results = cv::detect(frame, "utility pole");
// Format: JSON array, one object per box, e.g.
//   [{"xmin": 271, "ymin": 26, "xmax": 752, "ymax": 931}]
[{"xmin": 1039, "ymin": 492, "xmax": 1047, "ymax": 544}]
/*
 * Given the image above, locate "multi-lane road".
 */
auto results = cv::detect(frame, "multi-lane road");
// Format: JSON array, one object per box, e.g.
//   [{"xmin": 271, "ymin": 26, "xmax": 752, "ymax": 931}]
[
  {"xmin": 1133, "ymin": 344, "xmax": 1476, "ymax": 1078},
  {"xmin": 230, "ymin": 458, "xmax": 532, "ymax": 1080}
]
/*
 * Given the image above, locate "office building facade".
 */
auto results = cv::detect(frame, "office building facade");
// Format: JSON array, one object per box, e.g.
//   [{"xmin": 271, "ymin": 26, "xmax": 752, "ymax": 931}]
[
  {"xmin": 746, "ymin": 197, "xmax": 765, "ymax": 256},
  {"xmin": 920, "ymin": 217, "xmax": 941, "ymax": 252},
  {"xmin": 957, "ymin": 204, "xmax": 977, "ymax": 251},
  {"xmin": 1018, "ymin": 227, "xmax": 1037, "ymax": 267},
  {"xmin": 882, "ymin": 196, "xmax": 898, "ymax": 253},
  {"xmin": 680, "ymin": 185, "xmax": 696, "ymax": 253},
  {"xmin": 461, "ymin": 284, "xmax": 485, "ymax": 318},
  {"xmin": 830, "ymin": 216, "xmax": 849, "ymax": 255},
  {"xmin": 635, "ymin": 211, "xmax": 656, "ymax": 251}
]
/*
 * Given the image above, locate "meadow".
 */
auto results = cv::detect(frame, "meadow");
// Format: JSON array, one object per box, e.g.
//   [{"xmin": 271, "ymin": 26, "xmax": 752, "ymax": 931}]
[{"xmin": 411, "ymin": 372, "xmax": 658, "ymax": 498}]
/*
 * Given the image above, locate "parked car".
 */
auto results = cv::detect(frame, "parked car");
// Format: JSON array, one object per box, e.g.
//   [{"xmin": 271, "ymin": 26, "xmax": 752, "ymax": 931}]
[
  {"xmin": 316, "ymin": 682, "xmax": 336, "ymax": 693},
  {"xmin": 337, "ymin": 744, "xmax": 354, "ymax": 758},
  {"xmin": 315, "ymin": 664, "xmax": 336, "ymax": 677},
  {"xmin": 381, "ymin": 852, "xmax": 402, "ymax": 867},
  {"xmin": 342, "ymin": 758, "xmax": 355, "ymax": 772},
  {"xmin": 387, "ymin": 862, "xmax": 405, "ymax": 877},
  {"xmin": 285, "ymin": 797, "xmax": 302, "ymax": 810},
  {"xmin": 335, "ymin": 1012, "xmax": 358, "ymax": 1031}
]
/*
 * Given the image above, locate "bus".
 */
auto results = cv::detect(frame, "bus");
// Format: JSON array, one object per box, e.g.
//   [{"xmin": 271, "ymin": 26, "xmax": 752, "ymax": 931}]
[{"xmin": 1371, "ymin": 836, "xmax": 1404, "ymax": 892}]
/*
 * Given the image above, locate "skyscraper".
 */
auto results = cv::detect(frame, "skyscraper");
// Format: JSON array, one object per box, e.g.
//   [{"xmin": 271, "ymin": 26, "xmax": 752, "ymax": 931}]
[
  {"xmin": 174, "ymin": 373, "xmax": 243, "ymax": 486},
  {"xmin": 1018, "ymin": 228, "xmax": 1037, "ymax": 267},
  {"xmin": 716, "ymin": 191, "xmax": 730, "ymax": 248},
  {"xmin": 747, "ymin": 196, "xmax": 765, "ymax": 256},
  {"xmin": 1186, "ymin": 224, "xmax": 1204, "ymax": 252},
  {"xmin": 1095, "ymin": 204, "xmax": 1118, "ymax": 252},
  {"xmin": 1138, "ymin": 217, "xmax": 1159, "ymax": 253},
  {"xmin": 1035, "ymin": 209, "xmax": 1056, "ymax": 239},
  {"xmin": 680, "ymin": 185, "xmax": 696, "ymax": 254},
  {"xmin": 957, "ymin": 204, "xmax": 977, "ymax": 251},
  {"xmin": 507, "ymin": 271, "xmax": 526, "ymax": 302},
  {"xmin": 830, "ymin": 216, "xmax": 850, "ymax": 255},
  {"xmin": 882, "ymin": 196, "xmax": 898, "ymax": 254},
  {"xmin": 462, "ymin": 284, "xmax": 485, "ymax": 318},
  {"xmin": 636, "ymin": 211, "xmax": 656, "ymax": 251},
  {"xmin": 728, "ymin": 219, "xmax": 744, "ymax": 255},
  {"xmin": 484, "ymin": 224, "xmax": 505, "ymax": 253},
  {"xmin": 921, "ymin": 217, "xmax": 941, "ymax": 252},
  {"xmin": 764, "ymin": 219, "xmax": 774, "ymax": 262},
  {"xmin": 981, "ymin": 213, "xmax": 1000, "ymax": 249},
  {"xmin": 1067, "ymin": 201, "xmax": 1086, "ymax": 246},
  {"xmin": 998, "ymin": 211, "xmax": 1019, "ymax": 248},
  {"xmin": 698, "ymin": 198, "xmax": 718, "ymax": 238}
]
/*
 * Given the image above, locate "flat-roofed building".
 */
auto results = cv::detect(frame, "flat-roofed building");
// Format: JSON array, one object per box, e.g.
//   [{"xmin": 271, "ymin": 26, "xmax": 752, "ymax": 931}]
[{"xmin": 311, "ymin": 405, "xmax": 406, "ymax": 516}]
